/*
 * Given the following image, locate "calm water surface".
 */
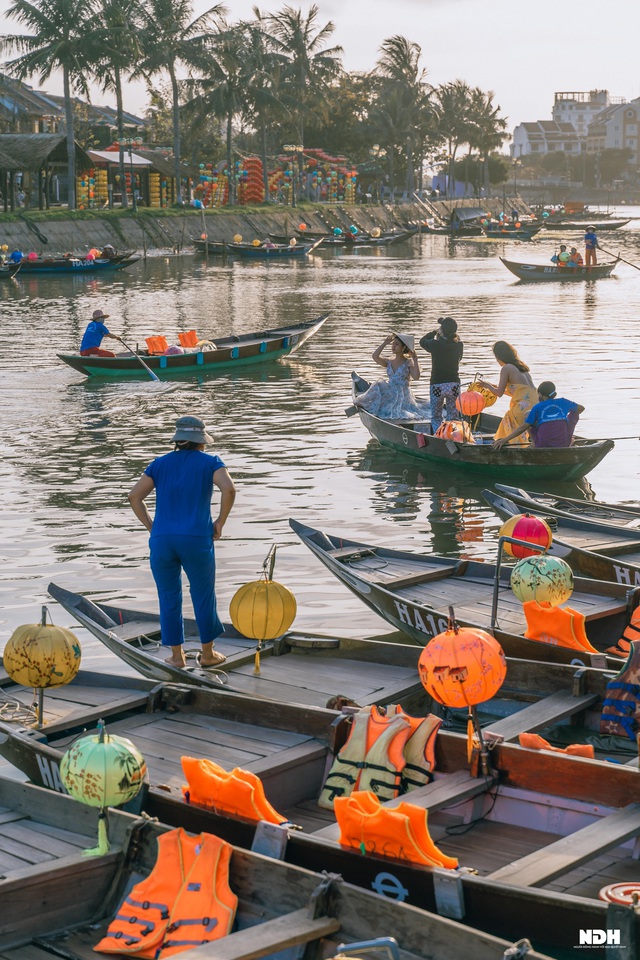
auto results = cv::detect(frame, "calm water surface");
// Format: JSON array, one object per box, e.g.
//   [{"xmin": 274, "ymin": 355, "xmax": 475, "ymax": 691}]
[{"xmin": 2, "ymin": 213, "xmax": 640, "ymax": 643}]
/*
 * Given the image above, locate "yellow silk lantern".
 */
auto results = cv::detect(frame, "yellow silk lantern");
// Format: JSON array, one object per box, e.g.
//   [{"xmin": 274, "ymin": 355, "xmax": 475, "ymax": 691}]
[
  {"xmin": 230, "ymin": 547, "xmax": 296, "ymax": 674},
  {"xmin": 252, "ymin": 238, "xmax": 262, "ymax": 247},
  {"xmin": 469, "ymin": 381, "xmax": 497, "ymax": 408},
  {"xmin": 371, "ymin": 227, "xmax": 381, "ymax": 238},
  {"xmin": 233, "ymin": 233, "xmax": 242, "ymax": 243},
  {"xmin": 510, "ymin": 555, "xmax": 574, "ymax": 607},
  {"xmin": 60, "ymin": 719, "xmax": 147, "ymax": 856}
]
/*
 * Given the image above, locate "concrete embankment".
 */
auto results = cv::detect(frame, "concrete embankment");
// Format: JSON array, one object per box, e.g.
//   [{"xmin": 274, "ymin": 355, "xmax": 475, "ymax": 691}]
[{"xmin": 0, "ymin": 198, "xmax": 526, "ymax": 255}]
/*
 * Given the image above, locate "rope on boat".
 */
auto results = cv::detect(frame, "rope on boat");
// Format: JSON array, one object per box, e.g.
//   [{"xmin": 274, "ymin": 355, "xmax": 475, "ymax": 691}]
[{"xmin": 0, "ymin": 689, "xmax": 38, "ymax": 725}]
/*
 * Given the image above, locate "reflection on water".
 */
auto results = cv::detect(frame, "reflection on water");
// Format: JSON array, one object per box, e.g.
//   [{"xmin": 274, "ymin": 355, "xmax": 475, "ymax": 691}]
[{"xmin": 1, "ymin": 219, "xmax": 640, "ymax": 638}]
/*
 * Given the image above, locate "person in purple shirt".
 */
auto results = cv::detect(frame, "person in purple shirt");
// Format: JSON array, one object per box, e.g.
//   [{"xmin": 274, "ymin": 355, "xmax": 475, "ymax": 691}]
[
  {"xmin": 128, "ymin": 416, "xmax": 236, "ymax": 669},
  {"xmin": 79, "ymin": 309, "xmax": 121, "ymax": 357},
  {"xmin": 493, "ymin": 382, "xmax": 584, "ymax": 449}
]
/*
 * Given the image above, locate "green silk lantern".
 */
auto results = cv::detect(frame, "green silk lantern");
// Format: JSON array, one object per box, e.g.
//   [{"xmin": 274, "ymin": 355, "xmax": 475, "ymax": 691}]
[
  {"xmin": 510, "ymin": 555, "xmax": 574, "ymax": 607},
  {"xmin": 60, "ymin": 720, "xmax": 147, "ymax": 856}
]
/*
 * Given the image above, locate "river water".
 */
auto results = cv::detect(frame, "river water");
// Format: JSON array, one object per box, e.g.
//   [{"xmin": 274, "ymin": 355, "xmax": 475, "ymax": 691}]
[{"xmin": 2, "ymin": 211, "xmax": 640, "ymax": 643}]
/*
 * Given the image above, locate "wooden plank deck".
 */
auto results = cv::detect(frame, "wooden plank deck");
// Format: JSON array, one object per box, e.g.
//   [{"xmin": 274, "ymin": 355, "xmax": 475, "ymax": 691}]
[{"xmin": 484, "ymin": 690, "xmax": 600, "ymax": 742}]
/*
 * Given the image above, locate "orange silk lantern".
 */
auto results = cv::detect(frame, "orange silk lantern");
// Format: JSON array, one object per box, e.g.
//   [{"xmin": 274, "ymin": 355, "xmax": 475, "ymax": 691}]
[
  {"xmin": 456, "ymin": 390, "xmax": 486, "ymax": 417},
  {"xmin": 418, "ymin": 625, "xmax": 506, "ymax": 709},
  {"xmin": 499, "ymin": 513, "xmax": 552, "ymax": 559}
]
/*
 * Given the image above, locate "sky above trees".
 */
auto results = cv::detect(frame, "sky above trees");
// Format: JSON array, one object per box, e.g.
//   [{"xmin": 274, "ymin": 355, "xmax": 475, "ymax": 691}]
[{"xmin": 1, "ymin": 0, "xmax": 638, "ymax": 129}]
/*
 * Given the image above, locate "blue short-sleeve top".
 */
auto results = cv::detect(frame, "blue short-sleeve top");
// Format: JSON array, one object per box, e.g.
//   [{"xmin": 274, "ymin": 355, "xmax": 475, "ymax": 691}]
[{"xmin": 144, "ymin": 449, "xmax": 226, "ymax": 538}]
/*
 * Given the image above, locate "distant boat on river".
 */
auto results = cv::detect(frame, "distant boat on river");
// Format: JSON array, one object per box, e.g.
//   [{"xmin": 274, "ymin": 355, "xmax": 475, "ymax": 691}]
[{"xmin": 501, "ymin": 257, "xmax": 619, "ymax": 282}]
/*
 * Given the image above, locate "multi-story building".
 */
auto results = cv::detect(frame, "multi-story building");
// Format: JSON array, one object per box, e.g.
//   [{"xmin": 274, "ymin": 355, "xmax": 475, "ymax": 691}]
[
  {"xmin": 511, "ymin": 121, "xmax": 582, "ymax": 158},
  {"xmin": 552, "ymin": 91, "xmax": 621, "ymax": 137},
  {"xmin": 586, "ymin": 98, "xmax": 640, "ymax": 164}
]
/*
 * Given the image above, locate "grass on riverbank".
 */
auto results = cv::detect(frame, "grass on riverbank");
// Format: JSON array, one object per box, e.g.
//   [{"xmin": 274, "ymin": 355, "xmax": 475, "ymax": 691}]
[{"xmin": 0, "ymin": 202, "xmax": 320, "ymax": 223}]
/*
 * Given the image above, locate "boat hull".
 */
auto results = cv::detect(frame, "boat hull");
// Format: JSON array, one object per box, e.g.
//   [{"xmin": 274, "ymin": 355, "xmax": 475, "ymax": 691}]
[
  {"xmin": 352, "ymin": 375, "xmax": 613, "ymax": 481},
  {"xmin": 14, "ymin": 253, "xmax": 139, "ymax": 274},
  {"xmin": 501, "ymin": 257, "xmax": 618, "ymax": 282},
  {"xmin": 57, "ymin": 315, "xmax": 328, "ymax": 379}
]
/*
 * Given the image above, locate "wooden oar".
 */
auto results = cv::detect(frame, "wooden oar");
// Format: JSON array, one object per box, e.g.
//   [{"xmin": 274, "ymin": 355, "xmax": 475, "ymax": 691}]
[
  {"xmin": 598, "ymin": 245, "xmax": 640, "ymax": 272},
  {"xmin": 118, "ymin": 337, "xmax": 160, "ymax": 381}
]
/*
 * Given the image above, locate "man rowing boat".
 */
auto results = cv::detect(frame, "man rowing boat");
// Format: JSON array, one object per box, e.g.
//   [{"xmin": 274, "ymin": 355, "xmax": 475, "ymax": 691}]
[{"xmin": 79, "ymin": 308, "xmax": 122, "ymax": 357}]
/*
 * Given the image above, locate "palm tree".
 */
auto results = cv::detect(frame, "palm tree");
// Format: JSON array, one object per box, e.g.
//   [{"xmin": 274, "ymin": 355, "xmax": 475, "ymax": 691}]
[
  {"xmin": 466, "ymin": 87, "xmax": 508, "ymax": 196},
  {"xmin": 182, "ymin": 19, "xmax": 247, "ymax": 206},
  {"xmin": 94, "ymin": 0, "xmax": 143, "ymax": 208},
  {"xmin": 267, "ymin": 5, "xmax": 342, "ymax": 146},
  {"xmin": 136, "ymin": 0, "xmax": 226, "ymax": 204},
  {"xmin": 432, "ymin": 80, "xmax": 476, "ymax": 198},
  {"xmin": 375, "ymin": 36, "xmax": 432, "ymax": 198},
  {"xmin": 1, "ymin": 0, "xmax": 100, "ymax": 209}
]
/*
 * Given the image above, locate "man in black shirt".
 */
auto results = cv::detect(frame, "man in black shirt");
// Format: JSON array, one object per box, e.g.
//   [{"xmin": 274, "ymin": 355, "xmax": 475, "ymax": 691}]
[{"xmin": 419, "ymin": 317, "xmax": 464, "ymax": 430}]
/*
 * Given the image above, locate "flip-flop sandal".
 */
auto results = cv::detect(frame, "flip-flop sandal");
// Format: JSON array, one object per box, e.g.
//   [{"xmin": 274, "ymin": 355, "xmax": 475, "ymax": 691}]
[{"xmin": 196, "ymin": 651, "xmax": 227, "ymax": 669}]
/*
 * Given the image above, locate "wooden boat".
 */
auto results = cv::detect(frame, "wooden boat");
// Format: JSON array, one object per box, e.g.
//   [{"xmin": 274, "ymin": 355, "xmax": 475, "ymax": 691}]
[
  {"xmin": 289, "ymin": 518, "xmax": 636, "ymax": 668},
  {"xmin": 224, "ymin": 238, "xmax": 323, "ymax": 258},
  {"xmin": 0, "ymin": 778, "xmax": 541, "ymax": 960},
  {"xmin": 482, "ymin": 223, "xmax": 541, "ymax": 240},
  {"xmin": 47, "ymin": 581, "xmax": 426, "ymax": 707},
  {"xmin": 270, "ymin": 229, "xmax": 418, "ymax": 247},
  {"xmin": 483, "ymin": 485, "xmax": 640, "ymax": 586},
  {"xmin": 0, "ymin": 262, "xmax": 21, "ymax": 280},
  {"xmin": 494, "ymin": 484, "xmax": 640, "ymax": 524},
  {"xmin": 0, "ymin": 683, "xmax": 638, "ymax": 957},
  {"xmin": 10, "ymin": 251, "xmax": 140, "ymax": 274},
  {"xmin": 192, "ymin": 236, "xmax": 228, "ymax": 254},
  {"xmin": 351, "ymin": 373, "xmax": 614, "ymax": 481},
  {"xmin": 57, "ymin": 314, "xmax": 328, "ymax": 379},
  {"xmin": 500, "ymin": 257, "xmax": 619, "ymax": 282},
  {"xmin": 542, "ymin": 218, "xmax": 630, "ymax": 231}
]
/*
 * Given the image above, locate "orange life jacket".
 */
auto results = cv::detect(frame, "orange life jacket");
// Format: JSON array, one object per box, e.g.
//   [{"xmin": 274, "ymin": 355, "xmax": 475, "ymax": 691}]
[
  {"xmin": 523, "ymin": 601, "xmax": 599, "ymax": 653},
  {"xmin": 318, "ymin": 706, "xmax": 411, "ymax": 810},
  {"xmin": 334, "ymin": 790, "xmax": 458, "ymax": 868},
  {"xmin": 94, "ymin": 828, "xmax": 237, "ymax": 958},
  {"xmin": 387, "ymin": 705, "xmax": 441, "ymax": 793},
  {"xmin": 435, "ymin": 420, "xmax": 475, "ymax": 443},
  {"xmin": 518, "ymin": 732, "xmax": 594, "ymax": 759},
  {"xmin": 606, "ymin": 605, "xmax": 640, "ymax": 658},
  {"xmin": 178, "ymin": 330, "xmax": 199, "ymax": 349},
  {"xmin": 181, "ymin": 757, "xmax": 286, "ymax": 824},
  {"xmin": 600, "ymin": 639, "xmax": 640, "ymax": 739},
  {"xmin": 145, "ymin": 336, "xmax": 169, "ymax": 355}
]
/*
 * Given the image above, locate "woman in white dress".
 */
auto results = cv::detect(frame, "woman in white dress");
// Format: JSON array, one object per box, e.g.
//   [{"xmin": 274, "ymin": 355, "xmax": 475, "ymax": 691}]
[{"xmin": 354, "ymin": 333, "xmax": 430, "ymax": 419}]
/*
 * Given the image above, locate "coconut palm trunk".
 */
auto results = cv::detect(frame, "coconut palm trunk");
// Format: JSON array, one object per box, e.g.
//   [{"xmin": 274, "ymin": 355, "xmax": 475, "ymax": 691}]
[
  {"xmin": 63, "ymin": 66, "xmax": 76, "ymax": 210},
  {"xmin": 168, "ymin": 63, "xmax": 183, "ymax": 204}
]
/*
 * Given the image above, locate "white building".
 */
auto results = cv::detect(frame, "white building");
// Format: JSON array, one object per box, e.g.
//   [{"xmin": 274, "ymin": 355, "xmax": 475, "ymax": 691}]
[
  {"xmin": 586, "ymin": 98, "xmax": 640, "ymax": 164},
  {"xmin": 511, "ymin": 121, "xmax": 582, "ymax": 158},
  {"xmin": 552, "ymin": 91, "xmax": 617, "ymax": 137}
]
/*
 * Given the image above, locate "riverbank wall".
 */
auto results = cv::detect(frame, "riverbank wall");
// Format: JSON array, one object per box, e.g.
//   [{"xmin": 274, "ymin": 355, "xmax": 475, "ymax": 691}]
[{"xmin": 0, "ymin": 198, "xmax": 528, "ymax": 255}]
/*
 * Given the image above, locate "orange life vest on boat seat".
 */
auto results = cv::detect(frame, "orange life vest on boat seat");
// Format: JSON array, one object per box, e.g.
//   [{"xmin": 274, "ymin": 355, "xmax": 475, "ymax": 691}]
[
  {"xmin": 181, "ymin": 757, "xmax": 287, "ymax": 825},
  {"xmin": 523, "ymin": 601, "xmax": 599, "ymax": 653},
  {"xmin": 606, "ymin": 605, "xmax": 640, "ymax": 658},
  {"xmin": 518, "ymin": 732, "xmax": 594, "ymax": 759},
  {"xmin": 318, "ymin": 706, "xmax": 440, "ymax": 810},
  {"xmin": 145, "ymin": 336, "xmax": 169, "ymax": 355},
  {"xmin": 600, "ymin": 639, "xmax": 640, "ymax": 739},
  {"xmin": 334, "ymin": 790, "xmax": 458, "ymax": 868},
  {"xmin": 94, "ymin": 827, "xmax": 237, "ymax": 958},
  {"xmin": 435, "ymin": 420, "xmax": 475, "ymax": 443},
  {"xmin": 178, "ymin": 330, "xmax": 199, "ymax": 349}
]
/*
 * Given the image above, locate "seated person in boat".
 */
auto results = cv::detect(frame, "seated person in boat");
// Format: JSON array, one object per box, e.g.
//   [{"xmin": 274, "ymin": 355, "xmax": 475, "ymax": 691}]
[
  {"xmin": 493, "ymin": 381, "xmax": 584, "ymax": 449},
  {"xmin": 79, "ymin": 308, "xmax": 121, "ymax": 357},
  {"xmin": 568, "ymin": 247, "xmax": 584, "ymax": 267},
  {"xmin": 551, "ymin": 244, "xmax": 570, "ymax": 267},
  {"xmin": 264, "ymin": 238, "xmax": 277, "ymax": 249},
  {"xmin": 101, "ymin": 244, "xmax": 116, "ymax": 259},
  {"xmin": 354, "ymin": 333, "xmax": 430, "ymax": 420}
]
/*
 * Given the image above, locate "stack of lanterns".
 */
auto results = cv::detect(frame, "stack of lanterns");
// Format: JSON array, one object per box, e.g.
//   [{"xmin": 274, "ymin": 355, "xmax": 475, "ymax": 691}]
[
  {"xmin": 94, "ymin": 168, "xmax": 108, "ymax": 205},
  {"xmin": 343, "ymin": 168, "xmax": 358, "ymax": 203},
  {"xmin": 237, "ymin": 156, "xmax": 265, "ymax": 205},
  {"xmin": 149, "ymin": 172, "xmax": 161, "ymax": 207},
  {"xmin": 76, "ymin": 174, "xmax": 89, "ymax": 209}
]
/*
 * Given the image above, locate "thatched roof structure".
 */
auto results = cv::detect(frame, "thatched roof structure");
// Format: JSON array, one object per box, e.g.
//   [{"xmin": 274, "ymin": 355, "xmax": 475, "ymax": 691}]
[
  {"xmin": 136, "ymin": 150, "xmax": 201, "ymax": 180},
  {"xmin": 0, "ymin": 134, "xmax": 92, "ymax": 169},
  {"xmin": 0, "ymin": 145, "xmax": 20, "ymax": 170}
]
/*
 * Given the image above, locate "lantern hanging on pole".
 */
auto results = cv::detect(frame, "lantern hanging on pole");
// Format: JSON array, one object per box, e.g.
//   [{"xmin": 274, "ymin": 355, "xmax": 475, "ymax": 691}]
[
  {"xmin": 418, "ymin": 607, "xmax": 506, "ymax": 773},
  {"xmin": 510, "ymin": 555, "xmax": 574, "ymax": 606},
  {"xmin": 60, "ymin": 719, "xmax": 147, "ymax": 856},
  {"xmin": 229, "ymin": 545, "xmax": 297, "ymax": 675},
  {"xmin": 3, "ymin": 606, "xmax": 81, "ymax": 727},
  {"xmin": 498, "ymin": 514, "xmax": 552, "ymax": 559},
  {"xmin": 456, "ymin": 390, "xmax": 486, "ymax": 417}
]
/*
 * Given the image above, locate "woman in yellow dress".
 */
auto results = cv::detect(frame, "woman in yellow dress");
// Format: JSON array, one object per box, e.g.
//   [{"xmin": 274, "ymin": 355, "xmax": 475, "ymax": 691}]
[{"xmin": 477, "ymin": 342, "xmax": 536, "ymax": 444}]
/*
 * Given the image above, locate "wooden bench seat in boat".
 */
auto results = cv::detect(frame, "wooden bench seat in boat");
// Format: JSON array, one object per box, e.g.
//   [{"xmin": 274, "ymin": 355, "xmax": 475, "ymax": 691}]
[
  {"xmin": 107, "ymin": 620, "xmax": 161, "ymax": 642},
  {"xmin": 313, "ymin": 770, "xmax": 496, "ymax": 842},
  {"xmin": 486, "ymin": 802, "xmax": 640, "ymax": 887},
  {"xmin": 484, "ymin": 690, "xmax": 600, "ymax": 742},
  {"xmin": 187, "ymin": 908, "xmax": 341, "ymax": 960}
]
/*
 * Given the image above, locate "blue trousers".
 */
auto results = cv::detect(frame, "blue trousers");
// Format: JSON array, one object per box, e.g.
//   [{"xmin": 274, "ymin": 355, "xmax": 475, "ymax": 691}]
[{"xmin": 149, "ymin": 534, "xmax": 223, "ymax": 648}]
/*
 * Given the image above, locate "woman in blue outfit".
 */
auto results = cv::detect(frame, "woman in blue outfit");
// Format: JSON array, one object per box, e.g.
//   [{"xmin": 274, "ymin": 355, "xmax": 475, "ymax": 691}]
[{"xmin": 128, "ymin": 415, "xmax": 236, "ymax": 669}]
